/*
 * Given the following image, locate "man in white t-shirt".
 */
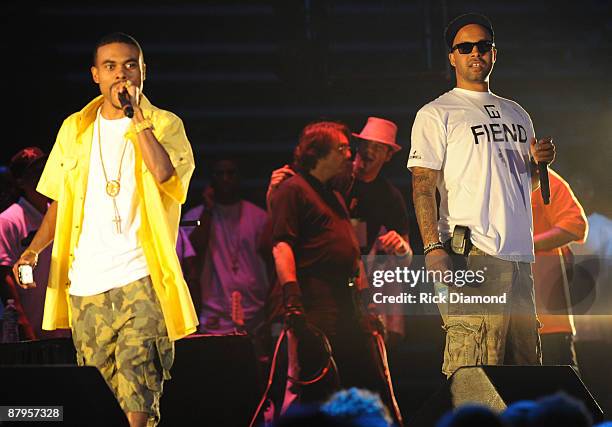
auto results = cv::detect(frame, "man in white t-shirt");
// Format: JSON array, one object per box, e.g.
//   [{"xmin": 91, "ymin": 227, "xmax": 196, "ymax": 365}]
[
  {"xmin": 183, "ymin": 158, "xmax": 270, "ymax": 336},
  {"xmin": 407, "ymin": 13, "xmax": 556, "ymax": 377}
]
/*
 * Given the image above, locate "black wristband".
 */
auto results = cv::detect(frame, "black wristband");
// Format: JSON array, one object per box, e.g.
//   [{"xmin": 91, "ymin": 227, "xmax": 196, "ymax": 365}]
[{"xmin": 282, "ymin": 281, "xmax": 302, "ymax": 307}]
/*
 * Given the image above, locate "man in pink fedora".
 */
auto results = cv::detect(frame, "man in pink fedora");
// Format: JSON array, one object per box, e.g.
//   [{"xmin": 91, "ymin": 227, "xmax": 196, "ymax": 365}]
[
  {"xmin": 343, "ymin": 117, "xmax": 413, "ymax": 360},
  {"xmin": 348, "ymin": 117, "xmax": 411, "ymax": 260}
]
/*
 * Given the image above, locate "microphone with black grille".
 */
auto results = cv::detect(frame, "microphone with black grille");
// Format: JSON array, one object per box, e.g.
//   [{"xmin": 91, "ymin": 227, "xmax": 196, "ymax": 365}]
[
  {"xmin": 118, "ymin": 90, "xmax": 134, "ymax": 118},
  {"xmin": 539, "ymin": 161, "xmax": 550, "ymax": 205}
]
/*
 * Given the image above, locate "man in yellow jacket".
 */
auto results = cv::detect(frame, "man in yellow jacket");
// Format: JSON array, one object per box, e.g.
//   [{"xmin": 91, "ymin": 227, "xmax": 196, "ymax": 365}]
[{"xmin": 12, "ymin": 32, "xmax": 197, "ymax": 427}]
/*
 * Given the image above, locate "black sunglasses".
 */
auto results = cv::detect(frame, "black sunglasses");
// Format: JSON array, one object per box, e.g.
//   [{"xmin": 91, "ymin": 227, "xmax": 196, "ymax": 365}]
[{"xmin": 451, "ymin": 40, "xmax": 495, "ymax": 54}]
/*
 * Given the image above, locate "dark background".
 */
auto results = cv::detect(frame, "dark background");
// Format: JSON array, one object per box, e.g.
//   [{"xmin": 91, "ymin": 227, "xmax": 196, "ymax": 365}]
[
  {"xmin": 2, "ymin": 0, "xmax": 611, "ymax": 421},
  {"xmin": 4, "ymin": 0, "xmax": 611, "ymax": 215}
]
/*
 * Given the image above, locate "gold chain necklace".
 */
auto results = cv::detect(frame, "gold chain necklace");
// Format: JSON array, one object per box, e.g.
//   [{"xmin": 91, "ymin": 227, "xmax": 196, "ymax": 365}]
[{"xmin": 97, "ymin": 109, "xmax": 130, "ymax": 233}]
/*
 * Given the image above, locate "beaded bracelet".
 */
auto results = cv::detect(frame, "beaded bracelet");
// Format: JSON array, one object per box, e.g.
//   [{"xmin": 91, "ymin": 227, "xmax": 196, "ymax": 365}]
[
  {"xmin": 133, "ymin": 119, "xmax": 153, "ymax": 133},
  {"xmin": 423, "ymin": 242, "xmax": 445, "ymax": 256}
]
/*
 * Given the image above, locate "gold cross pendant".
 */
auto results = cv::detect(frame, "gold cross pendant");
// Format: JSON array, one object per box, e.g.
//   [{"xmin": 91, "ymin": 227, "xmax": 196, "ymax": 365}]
[
  {"xmin": 112, "ymin": 214, "xmax": 122, "ymax": 234},
  {"xmin": 111, "ymin": 199, "xmax": 122, "ymax": 234}
]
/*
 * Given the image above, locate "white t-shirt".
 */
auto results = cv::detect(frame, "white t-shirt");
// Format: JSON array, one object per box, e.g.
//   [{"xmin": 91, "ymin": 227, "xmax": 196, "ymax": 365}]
[
  {"xmin": 182, "ymin": 201, "xmax": 270, "ymax": 334},
  {"xmin": 408, "ymin": 87, "xmax": 535, "ymax": 262},
  {"xmin": 68, "ymin": 110, "xmax": 149, "ymax": 296}
]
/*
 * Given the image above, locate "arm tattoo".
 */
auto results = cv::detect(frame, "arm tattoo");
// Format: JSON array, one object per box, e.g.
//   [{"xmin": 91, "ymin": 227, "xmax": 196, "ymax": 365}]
[{"xmin": 411, "ymin": 167, "xmax": 440, "ymax": 246}]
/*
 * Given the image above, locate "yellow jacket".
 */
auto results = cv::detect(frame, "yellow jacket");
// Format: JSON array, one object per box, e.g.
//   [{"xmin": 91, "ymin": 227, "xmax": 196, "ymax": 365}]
[{"xmin": 37, "ymin": 95, "xmax": 198, "ymax": 341}]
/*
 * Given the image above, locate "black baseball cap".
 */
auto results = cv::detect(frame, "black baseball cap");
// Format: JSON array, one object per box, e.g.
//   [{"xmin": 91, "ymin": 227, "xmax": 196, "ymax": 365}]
[
  {"xmin": 445, "ymin": 13, "xmax": 494, "ymax": 49},
  {"xmin": 9, "ymin": 147, "xmax": 48, "ymax": 180}
]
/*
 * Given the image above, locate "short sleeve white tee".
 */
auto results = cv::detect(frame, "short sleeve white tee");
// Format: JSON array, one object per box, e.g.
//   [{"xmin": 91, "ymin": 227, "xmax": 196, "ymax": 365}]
[
  {"xmin": 183, "ymin": 201, "xmax": 270, "ymax": 333},
  {"xmin": 68, "ymin": 110, "xmax": 149, "ymax": 296},
  {"xmin": 408, "ymin": 88, "xmax": 535, "ymax": 262}
]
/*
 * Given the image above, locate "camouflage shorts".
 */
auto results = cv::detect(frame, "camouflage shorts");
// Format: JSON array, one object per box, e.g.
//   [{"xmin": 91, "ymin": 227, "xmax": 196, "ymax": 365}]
[{"xmin": 70, "ymin": 276, "xmax": 174, "ymax": 426}]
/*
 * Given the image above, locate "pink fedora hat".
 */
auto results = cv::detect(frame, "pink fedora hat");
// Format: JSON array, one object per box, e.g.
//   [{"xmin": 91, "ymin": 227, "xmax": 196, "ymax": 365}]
[{"xmin": 352, "ymin": 117, "xmax": 401, "ymax": 153}]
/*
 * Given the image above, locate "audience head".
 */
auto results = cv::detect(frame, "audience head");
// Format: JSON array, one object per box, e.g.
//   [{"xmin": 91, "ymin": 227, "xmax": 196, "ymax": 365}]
[
  {"xmin": 321, "ymin": 387, "xmax": 393, "ymax": 427},
  {"xmin": 500, "ymin": 400, "xmax": 538, "ymax": 427},
  {"xmin": 274, "ymin": 404, "xmax": 354, "ymax": 427},
  {"xmin": 527, "ymin": 392, "xmax": 592, "ymax": 427},
  {"xmin": 436, "ymin": 404, "xmax": 505, "ymax": 427}
]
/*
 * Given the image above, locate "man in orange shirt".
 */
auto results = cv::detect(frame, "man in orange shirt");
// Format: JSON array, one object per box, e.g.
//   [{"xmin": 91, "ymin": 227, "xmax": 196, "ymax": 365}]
[{"xmin": 532, "ymin": 168, "xmax": 588, "ymax": 370}]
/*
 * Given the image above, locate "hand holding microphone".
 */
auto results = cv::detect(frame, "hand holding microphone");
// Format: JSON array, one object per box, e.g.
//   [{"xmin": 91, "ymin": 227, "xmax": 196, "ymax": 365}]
[
  {"xmin": 530, "ymin": 136, "xmax": 555, "ymax": 205},
  {"xmin": 118, "ymin": 80, "xmax": 135, "ymax": 118},
  {"xmin": 118, "ymin": 89, "xmax": 134, "ymax": 118}
]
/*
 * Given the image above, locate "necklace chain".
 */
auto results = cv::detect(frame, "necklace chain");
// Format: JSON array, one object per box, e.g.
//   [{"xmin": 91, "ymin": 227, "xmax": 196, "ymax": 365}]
[
  {"xmin": 97, "ymin": 109, "xmax": 130, "ymax": 233},
  {"xmin": 215, "ymin": 201, "xmax": 242, "ymax": 274},
  {"xmin": 97, "ymin": 109, "xmax": 129, "ymax": 198}
]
